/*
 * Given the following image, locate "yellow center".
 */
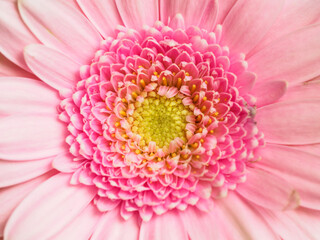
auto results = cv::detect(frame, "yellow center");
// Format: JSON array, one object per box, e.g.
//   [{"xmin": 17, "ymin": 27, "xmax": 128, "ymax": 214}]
[{"xmin": 132, "ymin": 94, "xmax": 190, "ymax": 148}]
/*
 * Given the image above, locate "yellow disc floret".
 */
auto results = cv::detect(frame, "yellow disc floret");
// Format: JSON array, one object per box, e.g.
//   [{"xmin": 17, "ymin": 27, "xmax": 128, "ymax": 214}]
[{"xmin": 132, "ymin": 94, "xmax": 190, "ymax": 148}]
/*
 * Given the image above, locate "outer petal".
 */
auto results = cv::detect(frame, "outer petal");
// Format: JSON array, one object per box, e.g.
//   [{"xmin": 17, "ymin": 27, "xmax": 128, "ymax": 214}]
[
  {"xmin": 255, "ymin": 100, "xmax": 320, "ymax": 144},
  {"xmin": 0, "ymin": 114, "xmax": 67, "ymax": 160},
  {"xmin": 281, "ymin": 82, "xmax": 320, "ymax": 102},
  {"xmin": 0, "ymin": 157, "xmax": 53, "ymax": 188},
  {"xmin": 18, "ymin": 0, "xmax": 102, "ymax": 64},
  {"xmin": 24, "ymin": 44, "xmax": 80, "ymax": 92},
  {"xmin": 179, "ymin": 207, "xmax": 222, "ymax": 240},
  {"xmin": 0, "ymin": 0, "xmax": 39, "ymax": 71},
  {"xmin": 215, "ymin": 192, "xmax": 277, "ymax": 239},
  {"xmin": 139, "ymin": 210, "xmax": 188, "ymax": 240},
  {"xmin": 252, "ymin": 81, "xmax": 287, "ymax": 107},
  {"xmin": 0, "ymin": 77, "xmax": 59, "ymax": 115},
  {"xmin": 258, "ymin": 144, "xmax": 320, "ymax": 210},
  {"xmin": 51, "ymin": 203, "xmax": 101, "ymax": 240},
  {"xmin": 248, "ymin": 24, "xmax": 320, "ymax": 84},
  {"xmin": 160, "ymin": 0, "xmax": 218, "ymax": 30},
  {"xmin": 0, "ymin": 171, "xmax": 55, "ymax": 236},
  {"xmin": 221, "ymin": 0, "xmax": 284, "ymax": 55},
  {"xmin": 0, "ymin": 53, "xmax": 35, "ymax": 78},
  {"xmin": 91, "ymin": 207, "xmax": 139, "ymax": 240},
  {"xmin": 250, "ymin": 0, "xmax": 320, "ymax": 55},
  {"xmin": 4, "ymin": 173, "xmax": 97, "ymax": 240},
  {"xmin": 77, "ymin": 0, "xmax": 123, "ymax": 38},
  {"xmin": 216, "ymin": 0, "xmax": 237, "ymax": 24},
  {"xmin": 236, "ymin": 168, "xmax": 299, "ymax": 211},
  {"xmin": 115, "ymin": 0, "xmax": 158, "ymax": 29}
]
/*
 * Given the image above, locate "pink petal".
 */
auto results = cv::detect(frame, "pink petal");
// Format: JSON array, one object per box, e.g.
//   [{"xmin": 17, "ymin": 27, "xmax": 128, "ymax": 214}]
[
  {"xmin": 0, "ymin": 171, "xmax": 55, "ymax": 236},
  {"xmin": 235, "ymin": 71, "xmax": 256, "ymax": 95},
  {"xmin": 24, "ymin": 44, "xmax": 80, "ymax": 92},
  {"xmin": 0, "ymin": 77, "xmax": 59, "ymax": 115},
  {"xmin": 52, "ymin": 152, "xmax": 83, "ymax": 173},
  {"xmin": 91, "ymin": 207, "xmax": 139, "ymax": 240},
  {"xmin": 257, "ymin": 144, "xmax": 320, "ymax": 210},
  {"xmin": 216, "ymin": 192, "xmax": 277, "ymax": 239},
  {"xmin": 0, "ymin": 0, "xmax": 39, "ymax": 71},
  {"xmin": 51, "ymin": 203, "xmax": 101, "ymax": 240},
  {"xmin": 0, "ymin": 53, "xmax": 35, "ymax": 78},
  {"xmin": 252, "ymin": 81, "xmax": 287, "ymax": 108},
  {"xmin": 236, "ymin": 168, "xmax": 299, "ymax": 211},
  {"xmin": 179, "ymin": 207, "xmax": 222, "ymax": 240},
  {"xmin": 281, "ymin": 82, "xmax": 320, "ymax": 102},
  {"xmin": 0, "ymin": 114, "xmax": 67, "ymax": 161},
  {"xmin": 4, "ymin": 173, "xmax": 96, "ymax": 240},
  {"xmin": 161, "ymin": 0, "xmax": 218, "ymax": 30},
  {"xmin": 0, "ymin": 157, "xmax": 53, "ymax": 188},
  {"xmin": 115, "ymin": 0, "xmax": 159, "ymax": 29},
  {"xmin": 18, "ymin": 0, "xmax": 101, "ymax": 64},
  {"xmin": 215, "ymin": 0, "xmax": 237, "ymax": 24},
  {"xmin": 255, "ymin": 99, "xmax": 320, "ymax": 144},
  {"xmin": 221, "ymin": 0, "xmax": 284, "ymax": 55},
  {"xmin": 287, "ymin": 207, "xmax": 320, "ymax": 239},
  {"xmin": 248, "ymin": 24, "xmax": 320, "ymax": 84},
  {"xmin": 139, "ymin": 210, "xmax": 188, "ymax": 240},
  {"xmin": 250, "ymin": 0, "xmax": 320, "ymax": 55},
  {"xmin": 77, "ymin": 0, "xmax": 123, "ymax": 38}
]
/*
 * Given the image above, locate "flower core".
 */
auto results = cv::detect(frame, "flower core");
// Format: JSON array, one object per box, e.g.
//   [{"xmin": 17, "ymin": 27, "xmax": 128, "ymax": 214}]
[{"xmin": 58, "ymin": 18, "xmax": 264, "ymax": 221}]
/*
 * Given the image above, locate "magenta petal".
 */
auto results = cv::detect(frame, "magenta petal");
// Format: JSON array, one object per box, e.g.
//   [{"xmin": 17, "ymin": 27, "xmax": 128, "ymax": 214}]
[
  {"xmin": 0, "ymin": 114, "xmax": 66, "ymax": 160},
  {"xmin": 91, "ymin": 207, "xmax": 139, "ymax": 240},
  {"xmin": 255, "ymin": 99, "xmax": 320, "ymax": 144},
  {"xmin": 139, "ymin": 210, "xmax": 188, "ymax": 240},
  {"xmin": 4, "ymin": 173, "xmax": 96, "ymax": 240},
  {"xmin": 18, "ymin": 0, "xmax": 101, "ymax": 64},
  {"xmin": 24, "ymin": 44, "xmax": 80, "ymax": 92}
]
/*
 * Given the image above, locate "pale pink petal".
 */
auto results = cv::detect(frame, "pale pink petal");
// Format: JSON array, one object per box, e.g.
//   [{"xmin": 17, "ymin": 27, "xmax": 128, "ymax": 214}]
[
  {"xmin": 235, "ymin": 72, "xmax": 256, "ymax": 95},
  {"xmin": 255, "ymin": 100, "xmax": 320, "ymax": 144},
  {"xmin": 179, "ymin": 207, "xmax": 222, "ymax": 240},
  {"xmin": 0, "ymin": 157, "xmax": 53, "ymax": 187},
  {"xmin": 248, "ymin": 24, "xmax": 320, "ymax": 84},
  {"xmin": 160, "ymin": 0, "xmax": 218, "ymax": 30},
  {"xmin": 281, "ymin": 82, "xmax": 320, "ymax": 102},
  {"xmin": 0, "ymin": 171, "xmax": 55, "ymax": 236},
  {"xmin": 4, "ymin": 173, "xmax": 96, "ymax": 240},
  {"xmin": 0, "ymin": 114, "xmax": 67, "ymax": 161},
  {"xmin": 91, "ymin": 207, "xmax": 139, "ymax": 240},
  {"xmin": 0, "ymin": 0, "xmax": 39, "ymax": 71},
  {"xmin": 0, "ymin": 53, "xmax": 35, "ymax": 78},
  {"xmin": 256, "ymin": 207, "xmax": 307, "ymax": 240},
  {"xmin": 236, "ymin": 168, "xmax": 299, "ymax": 210},
  {"xmin": 215, "ymin": 0, "xmax": 237, "ymax": 24},
  {"xmin": 287, "ymin": 207, "xmax": 320, "ymax": 239},
  {"xmin": 0, "ymin": 77, "xmax": 59, "ymax": 115},
  {"xmin": 250, "ymin": 0, "xmax": 320, "ymax": 55},
  {"xmin": 115, "ymin": 0, "xmax": 158, "ymax": 29},
  {"xmin": 221, "ymin": 0, "xmax": 284, "ymax": 55},
  {"xmin": 18, "ymin": 0, "xmax": 102, "ymax": 64},
  {"xmin": 252, "ymin": 81, "xmax": 287, "ymax": 108},
  {"xmin": 52, "ymin": 152, "xmax": 83, "ymax": 173},
  {"xmin": 77, "ymin": 0, "xmax": 123, "ymax": 38},
  {"xmin": 139, "ymin": 210, "xmax": 188, "ymax": 240},
  {"xmin": 257, "ymin": 144, "xmax": 320, "ymax": 210},
  {"xmin": 51, "ymin": 203, "xmax": 101, "ymax": 240},
  {"xmin": 292, "ymin": 143, "xmax": 320, "ymax": 156},
  {"xmin": 216, "ymin": 192, "xmax": 277, "ymax": 239},
  {"xmin": 24, "ymin": 44, "xmax": 80, "ymax": 92}
]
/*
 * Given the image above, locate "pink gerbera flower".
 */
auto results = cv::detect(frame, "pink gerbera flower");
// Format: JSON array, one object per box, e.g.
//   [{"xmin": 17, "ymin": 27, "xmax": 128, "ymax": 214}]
[{"xmin": 1, "ymin": 0, "xmax": 320, "ymax": 239}]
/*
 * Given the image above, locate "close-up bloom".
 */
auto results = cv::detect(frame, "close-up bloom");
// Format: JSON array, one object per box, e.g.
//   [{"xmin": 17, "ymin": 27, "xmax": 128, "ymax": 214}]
[{"xmin": 1, "ymin": 0, "xmax": 320, "ymax": 239}]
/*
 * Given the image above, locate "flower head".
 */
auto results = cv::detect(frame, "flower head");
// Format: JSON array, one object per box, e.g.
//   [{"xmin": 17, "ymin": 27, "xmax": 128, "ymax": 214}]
[{"xmin": 1, "ymin": 0, "xmax": 320, "ymax": 239}]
